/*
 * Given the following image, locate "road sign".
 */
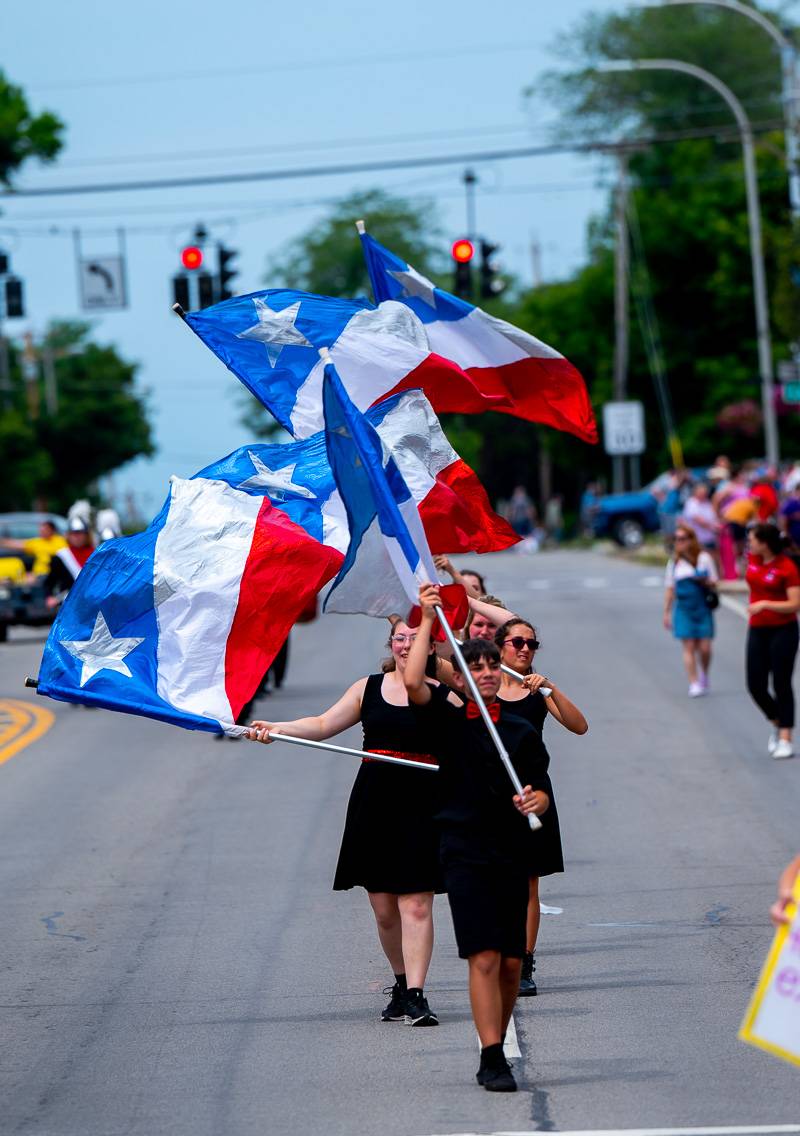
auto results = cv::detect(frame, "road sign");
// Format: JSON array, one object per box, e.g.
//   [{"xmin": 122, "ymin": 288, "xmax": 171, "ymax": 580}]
[
  {"xmin": 79, "ymin": 255, "xmax": 127, "ymax": 310},
  {"xmin": 783, "ymin": 382, "xmax": 800, "ymax": 404},
  {"xmin": 602, "ymin": 400, "xmax": 646, "ymax": 456}
]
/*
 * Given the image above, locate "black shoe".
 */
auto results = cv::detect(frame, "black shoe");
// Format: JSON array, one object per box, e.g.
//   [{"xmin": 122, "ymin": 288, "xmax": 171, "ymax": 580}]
[
  {"xmin": 518, "ymin": 950, "xmax": 537, "ymax": 996},
  {"xmin": 476, "ymin": 1045, "xmax": 517, "ymax": 1092},
  {"xmin": 380, "ymin": 983, "xmax": 407, "ymax": 1022},
  {"xmin": 404, "ymin": 989, "xmax": 439, "ymax": 1027}
]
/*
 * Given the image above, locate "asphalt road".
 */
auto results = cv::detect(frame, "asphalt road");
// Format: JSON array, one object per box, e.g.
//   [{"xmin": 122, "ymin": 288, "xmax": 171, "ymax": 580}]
[{"xmin": 1, "ymin": 547, "xmax": 798, "ymax": 1136}]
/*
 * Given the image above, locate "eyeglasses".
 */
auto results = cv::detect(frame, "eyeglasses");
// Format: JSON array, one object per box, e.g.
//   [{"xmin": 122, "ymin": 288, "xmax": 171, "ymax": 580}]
[
  {"xmin": 391, "ymin": 633, "xmax": 417, "ymax": 644},
  {"xmin": 504, "ymin": 636, "xmax": 540, "ymax": 652},
  {"xmin": 674, "ymin": 534, "xmax": 689, "ymax": 542}
]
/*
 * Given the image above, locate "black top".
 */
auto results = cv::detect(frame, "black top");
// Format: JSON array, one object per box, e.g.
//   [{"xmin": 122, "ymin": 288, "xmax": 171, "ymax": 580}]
[
  {"xmin": 498, "ymin": 691, "xmax": 549, "ymax": 767},
  {"xmin": 361, "ymin": 672, "xmax": 436, "ymax": 756},
  {"xmin": 413, "ymin": 685, "xmax": 550, "ymax": 862}
]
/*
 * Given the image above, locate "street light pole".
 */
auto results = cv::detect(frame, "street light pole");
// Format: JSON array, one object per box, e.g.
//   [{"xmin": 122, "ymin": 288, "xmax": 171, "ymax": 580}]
[
  {"xmin": 645, "ymin": 0, "xmax": 800, "ymax": 217},
  {"xmin": 598, "ymin": 58, "xmax": 780, "ymax": 466},
  {"xmin": 613, "ymin": 152, "xmax": 630, "ymax": 493}
]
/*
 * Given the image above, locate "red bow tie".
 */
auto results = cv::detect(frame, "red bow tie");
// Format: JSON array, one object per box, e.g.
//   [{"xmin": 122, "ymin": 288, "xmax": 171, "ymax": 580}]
[{"xmin": 466, "ymin": 700, "xmax": 500, "ymax": 722}]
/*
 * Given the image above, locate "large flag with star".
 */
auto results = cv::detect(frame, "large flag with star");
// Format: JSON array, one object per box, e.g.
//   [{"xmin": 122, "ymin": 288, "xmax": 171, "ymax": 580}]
[
  {"xmin": 36, "ymin": 469, "xmax": 343, "ymax": 735},
  {"xmin": 183, "ymin": 289, "xmax": 509, "ymax": 440},
  {"xmin": 322, "ymin": 357, "xmax": 443, "ymax": 617},
  {"xmin": 359, "ymin": 230, "xmax": 598, "ymax": 444}
]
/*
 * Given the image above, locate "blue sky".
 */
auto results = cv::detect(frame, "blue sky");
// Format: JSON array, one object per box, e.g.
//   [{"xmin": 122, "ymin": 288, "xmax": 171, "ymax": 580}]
[{"xmin": 1, "ymin": 0, "xmax": 676, "ymax": 512}]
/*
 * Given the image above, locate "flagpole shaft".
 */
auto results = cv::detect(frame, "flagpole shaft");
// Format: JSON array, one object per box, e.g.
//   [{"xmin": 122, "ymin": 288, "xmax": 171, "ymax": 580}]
[
  {"xmin": 436, "ymin": 606, "xmax": 542, "ymax": 831},
  {"xmin": 268, "ymin": 730, "xmax": 439, "ymax": 771}
]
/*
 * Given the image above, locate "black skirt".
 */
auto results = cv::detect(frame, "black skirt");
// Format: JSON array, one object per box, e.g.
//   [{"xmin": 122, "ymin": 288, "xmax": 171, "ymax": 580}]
[{"xmin": 332, "ymin": 674, "xmax": 444, "ymax": 895}]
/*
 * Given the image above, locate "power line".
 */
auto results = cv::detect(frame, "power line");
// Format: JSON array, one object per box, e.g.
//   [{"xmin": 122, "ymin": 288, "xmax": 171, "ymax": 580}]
[{"xmin": 1, "ymin": 118, "xmax": 784, "ymax": 200}]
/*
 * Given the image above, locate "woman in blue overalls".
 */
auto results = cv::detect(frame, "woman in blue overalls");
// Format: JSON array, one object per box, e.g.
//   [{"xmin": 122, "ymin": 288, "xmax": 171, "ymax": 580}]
[{"xmin": 663, "ymin": 522, "xmax": 719, "ymax": 696}]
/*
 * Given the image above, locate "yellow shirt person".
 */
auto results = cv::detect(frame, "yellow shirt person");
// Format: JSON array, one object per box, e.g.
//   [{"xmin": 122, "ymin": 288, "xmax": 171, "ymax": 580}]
[{"xmin": 0, "ymin": 522, "xmax": 67, "ymax": 576}]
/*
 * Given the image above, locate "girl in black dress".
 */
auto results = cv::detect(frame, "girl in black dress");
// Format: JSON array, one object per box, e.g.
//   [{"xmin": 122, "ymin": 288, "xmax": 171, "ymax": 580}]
[
  {"xmin": 249, "ymin": 619, "xmax": 441, "ymax": 1027},
  {"xmin": 494, "ymin": 618, "xmax": 588, "ymax": 995}
]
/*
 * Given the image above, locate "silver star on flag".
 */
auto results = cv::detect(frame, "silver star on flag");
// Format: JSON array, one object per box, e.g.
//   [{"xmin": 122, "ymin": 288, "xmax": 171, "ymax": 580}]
[
  {"xmin": 60, "ymin": 611, "xmax": 144, "ymax": 688},
  {"xmin": 387, "ymin": 265, "xmax": 438, "ymax": 309},
  {"xmin": 236, "ymin": 298, "xmax": 313, "ymax": 367},
  {"xmin": 238, "ymin": 452, "xmax": 315, "ymax": 500}
]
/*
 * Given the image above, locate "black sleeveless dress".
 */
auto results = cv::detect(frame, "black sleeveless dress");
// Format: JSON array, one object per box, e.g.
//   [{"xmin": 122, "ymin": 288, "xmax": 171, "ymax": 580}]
[
  {"xmin": 498, "ymin": 690, "xmax": 564, "ymax": 877},
  {"xmin": 332, "ymin": 674, "xmax": 444, "ymax": 894}
]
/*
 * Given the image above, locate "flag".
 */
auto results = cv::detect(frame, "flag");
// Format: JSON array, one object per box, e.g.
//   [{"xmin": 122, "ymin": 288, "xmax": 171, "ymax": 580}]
[
  {"xmin": 322, "ymin": 357, "xmax": 442, "ymax": 617},
  {"xmin": 183, "ymin": 289, "xmax": 504, "ymax": 440},
  {"xmin": 359, "ymin": 230, "xmax": 599, "ymax": 444},
  {"xmin": 36, "ymin": 467, "xmax": 343, "ymax": 735}
]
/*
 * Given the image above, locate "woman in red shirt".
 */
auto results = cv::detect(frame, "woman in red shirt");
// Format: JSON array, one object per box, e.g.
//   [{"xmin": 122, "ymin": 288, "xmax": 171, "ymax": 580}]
[{"xmin": 745, "ymin": 524, "xmax": 800, "ymax": 759}]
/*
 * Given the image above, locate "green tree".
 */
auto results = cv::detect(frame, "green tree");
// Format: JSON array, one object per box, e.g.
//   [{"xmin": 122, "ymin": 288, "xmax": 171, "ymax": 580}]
[
  {"xmin": 2, "ymin": 322, "xmax": 154, "ymax": 510},
  {"xmin": 0, "ymin": 70, "xmax": 64, "ymax": 185},
  {"xmin": 519, "ymin": 0, "xmax": 798, "ymax": 493},
  {"xmin": 265, "ymin": 188, "xmax": 445, "ymax": 299}
]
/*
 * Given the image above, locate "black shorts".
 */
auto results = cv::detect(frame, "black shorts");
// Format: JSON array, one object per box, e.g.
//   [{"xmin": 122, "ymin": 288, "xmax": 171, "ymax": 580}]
[{"xmin": 443, "ymin": 857, "xmax": 529, "ymax": 959}]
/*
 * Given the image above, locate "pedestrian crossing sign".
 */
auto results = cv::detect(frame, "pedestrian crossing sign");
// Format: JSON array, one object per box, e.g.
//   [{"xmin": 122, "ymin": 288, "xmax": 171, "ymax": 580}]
[{"xmin": 739, "ymin": 877, "xmax": 800, "ymax": 1067}]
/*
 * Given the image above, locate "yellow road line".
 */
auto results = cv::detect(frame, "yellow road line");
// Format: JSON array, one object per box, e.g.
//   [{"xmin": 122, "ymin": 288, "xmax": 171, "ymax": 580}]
[{"xmin": 0, "ymin": 699, "xmax": 55, "ymax": 766}]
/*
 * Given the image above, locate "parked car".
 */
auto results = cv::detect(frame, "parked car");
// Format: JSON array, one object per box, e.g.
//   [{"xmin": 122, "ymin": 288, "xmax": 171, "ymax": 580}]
[
  {"xmin": 0, "ymin": 512, "xmax": 68, "ymax": 641},
  {"xmin": 590, "ymin": 470, "xmax": 706, "ymax": 549}
]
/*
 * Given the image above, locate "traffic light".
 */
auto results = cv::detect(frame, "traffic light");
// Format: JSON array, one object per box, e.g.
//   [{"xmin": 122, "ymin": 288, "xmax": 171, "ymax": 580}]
[
  {"xmin": 479, "ymin": 240, "xmax": 505, "ymax": 299},
  {"xmin": 180, "ymin": 245, "xmax": 204, "ymax": 271},
  {"xmin": 0, "ymin": 252, "xmax": 8, "ymax": 276},
  {"xmin": 4, "ymin": 277, "xmax": 24, "ymax": 318},
  {"xmin": 451, "ymin": 237, "xmax": 474, "ymax": 300},
  {"xmin": 217, "ymin": 244, "xmax": 238, "ymax": 301},
  {"xmin": 197, "ymin": 273, "xmax": 216, "ymax": 309}
]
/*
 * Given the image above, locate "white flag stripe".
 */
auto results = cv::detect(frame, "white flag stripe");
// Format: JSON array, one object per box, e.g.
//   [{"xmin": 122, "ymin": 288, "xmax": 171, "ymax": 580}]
[
  {"xmin": 154, "ymin": 477, "xmax": 261, "ymax": 723},
  {"xmin": 426, "ymin": 306, "xmax": 563, "ymax": 371}
]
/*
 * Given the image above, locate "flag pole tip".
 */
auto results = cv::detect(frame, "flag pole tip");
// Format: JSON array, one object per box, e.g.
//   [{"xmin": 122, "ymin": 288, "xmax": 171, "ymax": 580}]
[
  {"xmin": 318, "ymin": 346, "xmax": 332, "ymax": 363},
  {"xmin": 355, "ymin": 219, "xmax": 366, "ymax": 235},
  {"xmin": 24, "ymin": 675, "xmax": 39, "ymax": 689},
  {"xmin": 172, "ymin": 303, "xmax": 186, "ymax": 318}
]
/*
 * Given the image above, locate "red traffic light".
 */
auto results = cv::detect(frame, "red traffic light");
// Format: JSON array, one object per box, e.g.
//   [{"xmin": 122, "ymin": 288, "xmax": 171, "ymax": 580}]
[
  {"xmin": 451, "ymin": 238, "xmax": 475, "ymax": 264},
  {"xmin": 181, "ymin": 246, "xmax": 204, "ymax": 271}
]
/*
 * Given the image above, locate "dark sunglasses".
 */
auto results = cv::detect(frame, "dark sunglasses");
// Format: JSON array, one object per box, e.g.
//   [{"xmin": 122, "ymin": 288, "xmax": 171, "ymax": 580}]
[{"xmin": 504, "ymin": 636, "xmax": 540, "ymax": 652}]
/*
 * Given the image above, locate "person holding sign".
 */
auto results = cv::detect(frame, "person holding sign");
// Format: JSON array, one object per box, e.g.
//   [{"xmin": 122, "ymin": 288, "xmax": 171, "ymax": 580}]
[
  {"xmin": 772, "ymin": 855, "xmax": 800, "ymax": 926},
  {"xmin": 248, "ymin": 618, "xmax": 443, "ymax": 1028},
  {"xmin": 405, "ymin": 583, "xmax": 550, "ymax": 1093}
]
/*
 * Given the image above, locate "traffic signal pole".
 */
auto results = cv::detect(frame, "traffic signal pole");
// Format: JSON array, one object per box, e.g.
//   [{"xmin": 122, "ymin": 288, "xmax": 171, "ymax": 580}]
[{"xmin": 613, "ymin": 152, "xmax": 630, "ymax": 494}]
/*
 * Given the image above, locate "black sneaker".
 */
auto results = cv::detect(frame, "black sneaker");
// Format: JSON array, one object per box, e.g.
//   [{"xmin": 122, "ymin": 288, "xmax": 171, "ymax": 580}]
[
  {"xmin": 476, "ymin": 1046, "xmax": 517, "ymax": 1092},
  {"xmin": 380, "ymin": 983, "xmax": 407, "ymax": 1022},
  {"xmin": 518, "ymin": 950, "xmax": 537, "ymax": 996},
  {"xmin": 404, "ymin": 989, "xmax": 439, "ymax": 1027}
]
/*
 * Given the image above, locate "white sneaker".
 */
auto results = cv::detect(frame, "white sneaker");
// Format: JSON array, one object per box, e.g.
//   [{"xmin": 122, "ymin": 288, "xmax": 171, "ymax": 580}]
[
  {"xmin": 772, "ymin": 739, "xmax": 794, "ymax": 760},
  {"xmin": 688, "ymin": 682, "xmax": 705, "ymax": 697},
  {"xmin": 768, "ymin": 728, "xmax": 779, "ymax": 755}
]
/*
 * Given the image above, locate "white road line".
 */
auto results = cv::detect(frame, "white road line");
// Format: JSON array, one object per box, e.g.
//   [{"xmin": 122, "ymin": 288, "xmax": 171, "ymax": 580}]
[
  {"xmin": 527, "ymin": 579, "xmax": 551, "ymax": 589},
  {"xmin": 583, "ymin": 577, "xmax": 609, "ymax": 588},
  {"xmin": 427, "ymin": 1128, "xmax": 800, "ymax": 1136},
  {"xmin": 640, "ymin": 575, "xmax": 663, "ymax": 587},
  {"xmin": 539, "ymin": 902, "xmax": 563, "ymax": 915},
  {"xmin": 474, "ymin": 1012, "xmax": 521, "ymax": 1060},
  {"xmin": 720, "ymin": 593, "xmax": 749, "ymax": 621}
]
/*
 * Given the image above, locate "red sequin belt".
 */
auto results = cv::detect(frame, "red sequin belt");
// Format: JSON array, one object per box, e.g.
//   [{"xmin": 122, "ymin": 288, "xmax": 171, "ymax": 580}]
[{"xmin": 362, "ymin": 748, "xmax": 438, "ymax": 766}]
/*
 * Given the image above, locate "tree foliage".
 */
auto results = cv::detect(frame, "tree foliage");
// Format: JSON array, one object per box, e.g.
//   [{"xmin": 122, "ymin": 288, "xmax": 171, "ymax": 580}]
[
  {"xmin": 0, "ymin": 70, "xmax": 64, "ymax": 185},
  {"xmin": 0, "ymin": 322, "xmax": 154, "ymax": 511}
]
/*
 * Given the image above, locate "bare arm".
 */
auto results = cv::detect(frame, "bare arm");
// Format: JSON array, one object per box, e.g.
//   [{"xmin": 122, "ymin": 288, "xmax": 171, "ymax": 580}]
[
  {"xmin": 433, "ymin": 554, "xmax": 480, "ymax": 598},
  {"xmin": 405, "ymin": 586, "xmax": 438, "ymax": 705},
  {"xmin": 521, "ymin": 674, "xmax": 588, "ymax": 734},
  {"xmin": 749, "ymin": 584, "xmax": 800, "ymax": 617},
  {"xmin": 663, "ymin": 584, "xmax": 675, "ymax": 630},
  {"xmin": 0, "ymin": 537, "xmax": 25, "ymax": 552},
  {"xmin": 468, "ymin": 595, "xmax": 517, "ymax": 626},
  {"xmin": 248, "ymin": 676, "xmax": 367, "ymax": 743},
  {"xmin": 771, "ymin": 854, "xmax": 800, "ymax": 926}
]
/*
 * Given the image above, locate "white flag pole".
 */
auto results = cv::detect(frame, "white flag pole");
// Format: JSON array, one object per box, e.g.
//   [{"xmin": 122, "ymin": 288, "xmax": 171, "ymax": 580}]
[
  {"xmin": 266, "ymin": 731, "xmax": 439, "ymax": 772},
  {"xmin": 435, "ymin": 606, "xmax": 542, "ymax": 831}
]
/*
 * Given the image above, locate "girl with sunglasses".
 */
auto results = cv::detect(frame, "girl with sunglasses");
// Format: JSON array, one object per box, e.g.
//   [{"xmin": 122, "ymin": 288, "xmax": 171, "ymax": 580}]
[
  {"xmin": 248, "ymin": 619, "xmax": 442, "ymax": 1027},
  {"xmin": 663, "ymin": 523, "xmax": 718, "ymax": 697},
  {"xmin": 494, "ymin": 618, "xmax": 588, "ymax": 995}
]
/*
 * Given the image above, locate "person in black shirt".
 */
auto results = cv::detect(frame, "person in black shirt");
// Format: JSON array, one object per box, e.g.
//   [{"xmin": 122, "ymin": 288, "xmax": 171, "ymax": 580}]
[{"xmin": 405, "ymin": 583, "xmax": 550, "ymax": 1093}]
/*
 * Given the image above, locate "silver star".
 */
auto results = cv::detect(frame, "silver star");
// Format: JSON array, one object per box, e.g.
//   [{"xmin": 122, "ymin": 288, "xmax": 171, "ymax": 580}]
[
  {"xmin": 238, "ymin": 452, "xmax": 315, "ymax": 500},
  {"xmin": 61, "ymin": 611, "xmax": 144, "ymax": 688},
  {"xmin": 236, "ymin": 298, "xmax": 313, "ymax": 366},
  {"xmin": 388, "ymin": 265, "xmax": 438, "ymax": 309}
]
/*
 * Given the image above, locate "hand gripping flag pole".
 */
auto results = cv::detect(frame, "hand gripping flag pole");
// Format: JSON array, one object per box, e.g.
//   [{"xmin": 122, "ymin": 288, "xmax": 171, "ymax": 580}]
[
  {"xmin": 435, "ymin": 606, "xmax": 542, "ymax": 832},
  {"xmin": 265, "ymin": 731, "xmax": 438, "ymax": 771}
]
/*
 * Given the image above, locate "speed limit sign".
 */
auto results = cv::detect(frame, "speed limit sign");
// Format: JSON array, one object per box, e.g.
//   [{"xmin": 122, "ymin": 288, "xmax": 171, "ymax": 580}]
[{"xmin": 602, "ymin": 400, "xmax": 645, "ymax": 456}]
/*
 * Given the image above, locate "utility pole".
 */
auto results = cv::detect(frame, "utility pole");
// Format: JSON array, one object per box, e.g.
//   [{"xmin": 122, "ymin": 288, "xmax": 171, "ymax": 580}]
[
  {"xmin": 463, "ymin": 168, "xmax": 478, "ymax": 242},
  {"xmin": 613, "ymin": 152, "xmax": 630, "ymax": 494}
]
